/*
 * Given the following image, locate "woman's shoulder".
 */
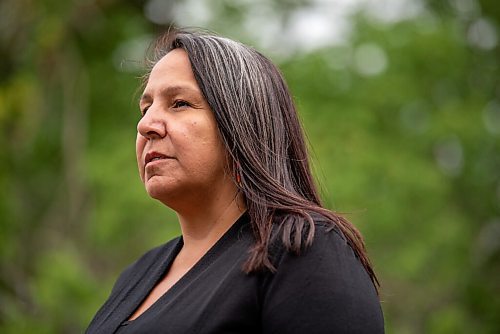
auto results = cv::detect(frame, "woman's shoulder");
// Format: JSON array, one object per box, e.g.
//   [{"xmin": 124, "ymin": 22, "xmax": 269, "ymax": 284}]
[
  {"xmin": 262, "ymin": 212, "xmax": 384, "ymax": 333},
  {"xmin": 310, "ymin": 212, "xmax": 351, "ymax": 251},
  {"xmin": 265, "ymin": 211, "xmax": 368, "ymax": 293},
  {"xmin": 268, "ymin": 210, "xmax": 379, "ymax": 308},
  {"xmin": 270, "ymin": 211, "xmax": 349, "ymax": 257}
]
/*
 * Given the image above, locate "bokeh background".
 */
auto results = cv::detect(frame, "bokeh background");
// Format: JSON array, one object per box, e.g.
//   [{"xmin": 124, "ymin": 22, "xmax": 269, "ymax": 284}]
[{"xmin": 1, "ymin": 0, "xmax": 499, "ymax": 332}]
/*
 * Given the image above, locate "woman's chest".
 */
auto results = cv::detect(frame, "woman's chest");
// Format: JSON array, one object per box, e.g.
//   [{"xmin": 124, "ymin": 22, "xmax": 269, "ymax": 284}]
[{"xmin": 117, "ymin": 259, "xmax": 263, "ymax": 334}]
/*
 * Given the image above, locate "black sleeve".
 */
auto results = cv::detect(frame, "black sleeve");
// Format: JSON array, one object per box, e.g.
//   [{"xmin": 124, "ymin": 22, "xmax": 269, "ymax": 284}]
[{"xmin": 261, "ymin": 224, "xmax": 384, "ymax": 334}]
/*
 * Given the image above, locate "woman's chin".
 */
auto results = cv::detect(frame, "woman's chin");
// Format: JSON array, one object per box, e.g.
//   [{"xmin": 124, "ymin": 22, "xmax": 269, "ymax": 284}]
[
  {"xmin": 145, "ymin": 177, "xmax": 169, "ymax": 199},
  {"xmin": 146, "ymin": 188, "xmax": 165, "ymax": 201},
  {"xmin": 145, "ymin": 178, "xmax": 183, "ymax": 205}
]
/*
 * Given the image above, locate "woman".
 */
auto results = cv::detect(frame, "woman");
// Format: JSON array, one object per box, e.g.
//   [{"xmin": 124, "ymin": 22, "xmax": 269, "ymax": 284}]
[{"xmin": 86, "ymin": 29, "xmax": 384, "ymax": 333}]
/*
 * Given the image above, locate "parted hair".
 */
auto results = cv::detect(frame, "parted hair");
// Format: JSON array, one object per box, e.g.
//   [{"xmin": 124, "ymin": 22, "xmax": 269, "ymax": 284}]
[{"xmin": 145, "ymin": 29, "xmax": 379, "ymax": 291}]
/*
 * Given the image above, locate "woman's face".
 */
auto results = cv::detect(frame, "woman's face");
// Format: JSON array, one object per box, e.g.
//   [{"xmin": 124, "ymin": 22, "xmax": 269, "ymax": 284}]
[{"xmin": 136, "ymin": 49, "xmax": 229, "ymax": 209}]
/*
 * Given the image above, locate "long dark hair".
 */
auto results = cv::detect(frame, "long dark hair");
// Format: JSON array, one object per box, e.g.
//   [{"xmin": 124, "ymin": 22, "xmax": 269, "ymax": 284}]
[{"xmin": 145, "ymin": 29, "xmax": 379, "ymax": 291}]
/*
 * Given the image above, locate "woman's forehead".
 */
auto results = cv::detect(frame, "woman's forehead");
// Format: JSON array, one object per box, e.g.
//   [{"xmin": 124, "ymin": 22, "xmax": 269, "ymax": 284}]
[{"xmin": 142, "ymin": 49, "xmax": 200, "ymax": 97}]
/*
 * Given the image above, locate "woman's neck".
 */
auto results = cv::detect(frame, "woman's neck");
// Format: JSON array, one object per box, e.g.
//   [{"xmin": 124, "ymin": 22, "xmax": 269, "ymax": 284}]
[{"xmin": 176, "ymin": 190, "xmax": 246, "ymax": 257}]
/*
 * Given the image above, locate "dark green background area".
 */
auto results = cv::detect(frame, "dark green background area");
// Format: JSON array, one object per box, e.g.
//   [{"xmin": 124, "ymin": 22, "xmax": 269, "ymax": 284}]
[{"xmin": 1, "ymin": 0, "xmax": 499, "ymax": 333}]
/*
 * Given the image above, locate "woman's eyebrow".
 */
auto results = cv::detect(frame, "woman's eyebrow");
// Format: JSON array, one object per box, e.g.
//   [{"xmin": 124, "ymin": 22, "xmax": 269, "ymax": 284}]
[{"xmin": 140, "ymin": 85, "xmax": 200, "ymax": 104}]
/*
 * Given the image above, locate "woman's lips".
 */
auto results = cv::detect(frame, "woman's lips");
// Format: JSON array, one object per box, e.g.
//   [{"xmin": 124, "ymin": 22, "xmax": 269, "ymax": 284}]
[{"xmin": 144, "ymin": 151, "xmax": 172, "ymax": 167}]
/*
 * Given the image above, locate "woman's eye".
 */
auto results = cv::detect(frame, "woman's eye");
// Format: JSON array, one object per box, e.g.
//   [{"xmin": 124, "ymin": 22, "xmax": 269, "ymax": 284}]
[{"xmin": 173, "ymin": 100, "xmax": 190, "ymax": 109}]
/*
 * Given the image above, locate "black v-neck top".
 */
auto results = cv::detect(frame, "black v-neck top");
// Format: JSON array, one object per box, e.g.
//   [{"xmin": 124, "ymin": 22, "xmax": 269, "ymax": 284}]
[{"xmin": 86, "ymin": 213, "xmax": 384, "ymax": 333}]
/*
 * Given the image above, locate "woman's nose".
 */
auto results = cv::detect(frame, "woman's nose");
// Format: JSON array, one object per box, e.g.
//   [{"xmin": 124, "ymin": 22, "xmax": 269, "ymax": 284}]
[{"xmin": 137, "ymin": 108, "xmax": 166, "ymax": 139}]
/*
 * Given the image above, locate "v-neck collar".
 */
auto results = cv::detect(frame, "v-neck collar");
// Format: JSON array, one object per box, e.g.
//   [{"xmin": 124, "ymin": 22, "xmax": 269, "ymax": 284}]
[{"xmin": 116, "ymin": 211, "xmax": 250, "ymax": 329}]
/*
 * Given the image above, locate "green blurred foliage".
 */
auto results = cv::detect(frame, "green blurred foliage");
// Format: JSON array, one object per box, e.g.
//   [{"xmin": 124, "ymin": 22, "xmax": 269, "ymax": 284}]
[{"xmin": 0, "ymin": 0, "xmax": 499, "ymax": 333}]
